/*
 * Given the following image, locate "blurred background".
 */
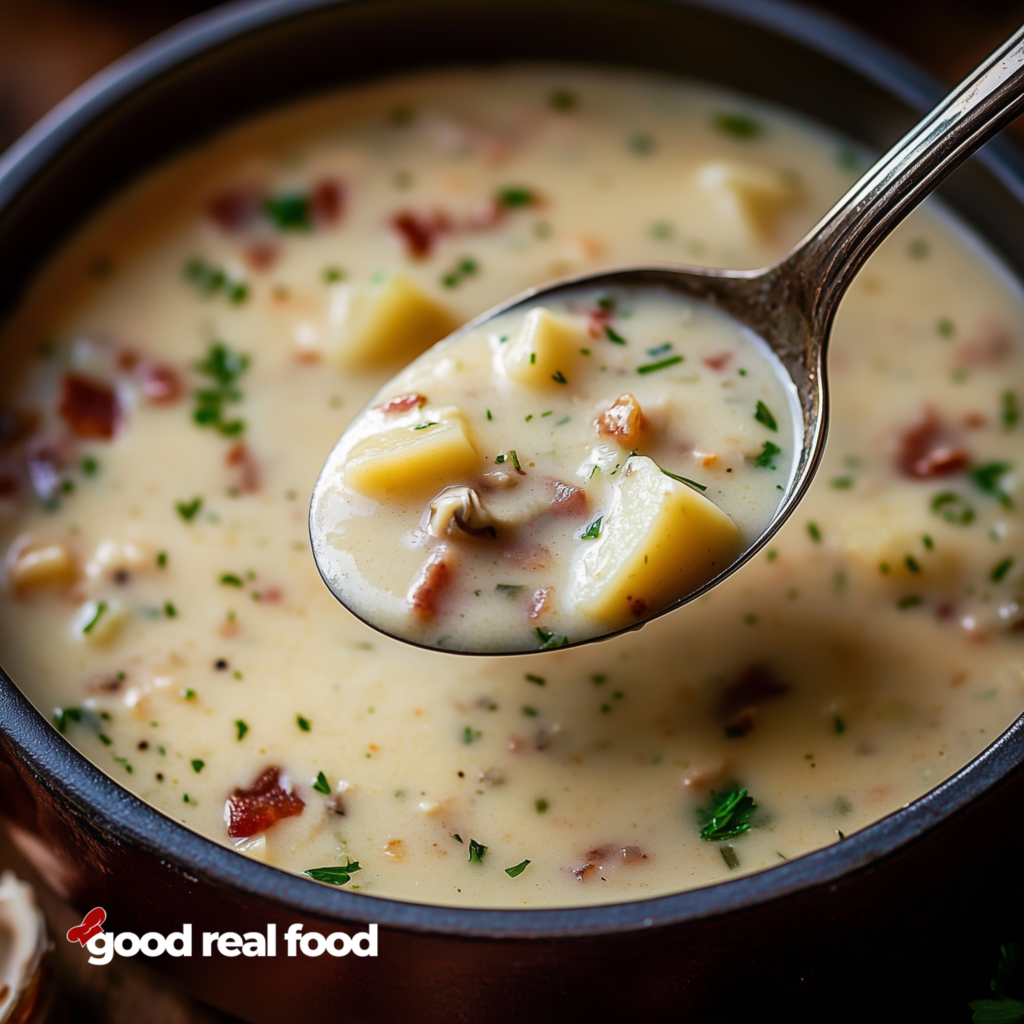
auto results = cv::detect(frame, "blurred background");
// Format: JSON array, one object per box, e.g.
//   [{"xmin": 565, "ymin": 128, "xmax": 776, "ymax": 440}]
[{"xmin": 1, "ymin": 0, "xmax": 1024, "ymax": 1021}]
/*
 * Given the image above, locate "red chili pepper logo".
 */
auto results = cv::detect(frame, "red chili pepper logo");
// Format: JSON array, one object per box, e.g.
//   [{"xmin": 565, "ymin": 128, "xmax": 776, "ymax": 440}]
[{"xmin": 67, "ymin": 907, "xmax": 106, "ymax": 946}]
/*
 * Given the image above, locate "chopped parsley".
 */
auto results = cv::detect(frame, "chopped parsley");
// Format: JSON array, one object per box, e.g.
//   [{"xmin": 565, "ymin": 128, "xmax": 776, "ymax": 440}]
[
  {"xmin": 830, "ymin": 476, "xmax": 854, "ymax": 490},
  {"xmin": 82, "ymin": 601, "xmax": 108, "ymax": 635},
  {"xmin": 581, "ymin": 516, "xmax": 603, "ymax": 540},
  {"xmin": 323, "ymin": 266, "xmax": 345, "ymax": 283},
  {"xmin": 806, "ymin": 522, "xmax": 822, "ymax": 543},
  {"xmin": 505, "ymin": 859, "xmax": 531, "ymax": 878},
  {"xmin": 441, "ymin": 257, "xmax": 479, "ymax": 289},
  {"xmin": 992, "ymin": 557, "xmax": 1015, "ymax": 583},
  {"xmin": 549, "ymin": 88, "xmax": 577, "ymax": 111},
  {"xmin": 304, "ymin": 860, "xmax": 361, "ymax": 886},
  {"xmin": 494, "ymin": 450, "xmax": 523, "ymax": 472},
  {"xmin": 551, "ymin": 370, "xmax": 568, "ymax": 384},
  {"xmin": 462, "ymin": 726, "xmax": 477, "ymax": 744},
  {"xmin": 468, "ymin": 839, "xmax": 487, "ymax": 864},
  {"xmin": 184, "ymin": 258, "xmax": 249, "ymax": 305},
  {"xmin": 754, "ymin": 401, "xmax": 778, "ymax": 431},
  {"xmin": 658, "ymin": 465, "xmax": 707, "ymax": 492},
  {"xmin": 834, "ymin": 716, "xmax": 846, "ymax": 735},
  {"xmin": 81, "ymin": 455, "xmax": 99, "ymax": 476},
  {"xmin": 969, "ymin": 942, "xmax": 1024, "ymax": 1022},
  {"xmin": 646, "ymin": 342, "xmax": 672, "ymax": 357},
  {"xmin": 313, "ymin": 771, "xmax": 331, "ymax": 794},
  {"xmin": 235, "ymin": 720, "xmax": 248, "ymax": 741},
  {"xmin": 535, "ymin": 798, "xmax": 549, "ymax": 813},
  {"xmin": 296, "ymin": 714, "xmax": 311, "ymax": 732},
  {"xmin": 905, "ymin": 554, "xmax": 921, "ymax": 574},
  {"xmin": 193, "ymin": 341, "xmax": 250, "ymax": 437},
  {"xmin": 970, "ymin": 461, "xmax": 1014, "ymax": 509},
  {"xmin": 522, "ymin": 706, "xmax": 539, "ymax": 717},
  {"xmin": 937, "ymin": 316, "xmax": 955, "ymax": 338},
  {"xmin": 931, "ymin": 491, "xmax": 975, "ymax": 525},
  {"xmin": 496, "ymin": 584, "xmax": 525, "ymax": 597},
  {"xmin": 164, "ymin": 602, "xmax": 177, "ymax": 618},
  {"xmin": 713, "ymin": 113, "xmax": 762, "ymax": 139},
  {"xmin": 698, "ymin": 786, "xmax": 757, "ymax": 841},
  {"xmin": 637, "ymin": 355, "xmax": 684, "ymax": 374},
  {"xmin": 534, "ymin": 626, "xmax": 568, "ymax": 650},
  {"xmin": 1003, "ymin": 391, "xmax": 1019, "ymax": 431},
  {"xmin": 157, "ymin": 551, "xmax": 168, "ymax": 568},
  {"xmin": 629, "ymin": 133, "xmax": 656, "ymax": 155},
  {"xmin": 496, "ymin": 186, "xmax": 539, "ymax": 209},
  {"xmin": 191, "ymin": 759, "xmax": 205, "ymax": 773},
  {"xmin": 176, "ymin": 497, "xmax": 203, "ymax": 521},
  {"xmin": 413, "ymin": 421, "xmax": 438, "ymax": 430},
  {"xmin": 525, "ymin": 673, "xmax": 546, "ymax": 686},
  {"xmin": 755, "ymin": 441, "xmax": 782, "ymax": 469},
  {"xmin": 604, "ymin": 325, "xmax": 628, "ymax": 345},
  {"xmin": 264, "ymin": 192, "xmax": 311, "ymax": 231},
  {"xmin": 220, "ymin": 573, "xmax": 244, "ymax": 587},
  {"xmin": 897, "ymin": 595, "xmax": 923, "ymax": 610}
]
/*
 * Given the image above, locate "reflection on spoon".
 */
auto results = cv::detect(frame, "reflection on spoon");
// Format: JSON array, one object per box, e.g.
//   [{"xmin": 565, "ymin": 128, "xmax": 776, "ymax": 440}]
[{"xmin": 312, "ymin": 24, "xmax": 1024, "ymax": 655}]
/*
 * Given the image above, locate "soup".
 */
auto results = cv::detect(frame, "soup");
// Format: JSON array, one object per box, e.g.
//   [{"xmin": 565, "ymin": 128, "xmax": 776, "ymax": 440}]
[{"xmin": 0, "ymin": 67, "xmax": 1022, "ymax": 908}]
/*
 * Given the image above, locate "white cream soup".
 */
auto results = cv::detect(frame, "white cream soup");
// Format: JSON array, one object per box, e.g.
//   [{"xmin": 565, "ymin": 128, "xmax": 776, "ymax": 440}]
[
  {"xmin": 1, "ymin": 67, "xmax": 1023, "ymax": 909},
  {"xmin": 312, "ymin": 286, "xmax": 797, "ymax": 652}
]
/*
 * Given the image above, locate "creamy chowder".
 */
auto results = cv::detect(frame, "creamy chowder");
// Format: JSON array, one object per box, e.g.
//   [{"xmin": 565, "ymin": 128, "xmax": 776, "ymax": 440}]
[
  {"xmin": 1, "ymin": 67, "xmax": 1023, "ymax": 909},
  {"xmin": 312, "ymin": 286, "xmax": 797, "ymax": 652}
]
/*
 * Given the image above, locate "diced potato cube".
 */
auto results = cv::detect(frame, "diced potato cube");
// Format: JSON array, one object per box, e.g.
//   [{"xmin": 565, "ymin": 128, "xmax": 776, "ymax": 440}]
[
  {"xmin": 71, "ymin": 598, "xmax": 127, "ymax": 645},
  {"xmin": 344, "ymin": 415, "xmax": 479, "ymax": 499},
  {"xmin": 566, "ymin": 456, "xmax": 741, "ymax": 626},
  {"xmin": 328, "ymin": 273, "xmax": 457, "ymax": 368},
  {"xmin": 501, "ymin": 307, "xmax": 583, "ymax": 389},
  {"xmin": 7, "ymin": 542, "xmax": 75, "ymax": 591},
  {"xmin": 696, "ymin": 160, "xmax": 803, "ymax": 240}
]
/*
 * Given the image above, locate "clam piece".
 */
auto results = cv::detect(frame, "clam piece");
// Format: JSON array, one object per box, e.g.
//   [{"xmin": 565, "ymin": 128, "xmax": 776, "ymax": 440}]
[
  {"xmin": 427, "ymin": 486, "xmax": 498, "ymax": 538},
  {"xmin": 0, "ymin": 871, "xmax": 49, "ymax": 1024}
]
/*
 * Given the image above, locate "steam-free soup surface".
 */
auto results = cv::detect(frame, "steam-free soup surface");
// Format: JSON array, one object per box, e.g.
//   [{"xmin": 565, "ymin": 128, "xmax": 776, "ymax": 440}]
[{"xmin": 1, "ymin": 68, "xmax": 1023, "ymax": 908}]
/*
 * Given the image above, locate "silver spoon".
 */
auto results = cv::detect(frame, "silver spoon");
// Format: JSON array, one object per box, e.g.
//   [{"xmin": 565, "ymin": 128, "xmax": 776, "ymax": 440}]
[{"xmin": 311, "ymin": 25, "xmax": 1024, "ymax": 655}]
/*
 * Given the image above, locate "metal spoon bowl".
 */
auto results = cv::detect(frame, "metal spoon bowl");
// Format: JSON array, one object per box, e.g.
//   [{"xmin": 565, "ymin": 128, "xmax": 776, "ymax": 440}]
[{"xmin": 311, "ymin": 24, "xmax": 1024, "ymax": 655}]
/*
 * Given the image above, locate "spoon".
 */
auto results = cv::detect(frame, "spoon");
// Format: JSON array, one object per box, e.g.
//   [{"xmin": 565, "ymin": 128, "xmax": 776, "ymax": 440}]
[{"xmin": 311, "ymin": 24, "xmax": 1024, "ymax": 655}]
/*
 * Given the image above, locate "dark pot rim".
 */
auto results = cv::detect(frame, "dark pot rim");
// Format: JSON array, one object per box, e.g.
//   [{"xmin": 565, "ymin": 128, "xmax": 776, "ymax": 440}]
[{"xmin": 2, "ymin": 0, "xmax": 1024, "ymax": 941}]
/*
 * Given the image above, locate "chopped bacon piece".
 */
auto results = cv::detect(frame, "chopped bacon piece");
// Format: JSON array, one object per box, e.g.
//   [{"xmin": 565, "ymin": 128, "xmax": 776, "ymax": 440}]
[
  {"xmin": 626, "ymin": 595, "xmax": 647, "ymax": 617},
  {"xmin": 206, "ymin": 187, "xmax": 262, "ymax": 232},
  {"xmin": 225, "ymin": 766, "xmax": 305, "ymax": 839},
  {"xmin": 715, "ymin": 662, "xmax": 789, "ymax": 720},
  {"xmin": 408, "ymin": 547, "xmax": 452, "ymax": 621},
  {"xmin": 548, "ymin": 480, "xmax": 588, "ymax": 518},
  {"xmin": 244, "ymin": 242, "xmax": 280, "ymax": 272},
  {"xmin": 703, "ymin": 352, "xmax": 733, "ymax": 371},
  {"xmin": 962, "ymin": 412, "xmax": 987, "ymax": 429},
  {"xmin": 0, "ymin": 408, "xmax": 39, "ymax": 446},
  {"xmin": 311, "ymin": 179, "xmax": 345, "ymax": 226},
  {"xmin": 137, "ymin": 360, "xmax": 182, "ymax": 404},
  {"xmin": 957, "ymin": 322, "xmax": 1013, "ymax": 367},
  {"xmin": 595, "ymin": 393, "xmax": 646, "ymax": 446},
  {"xmin": 389, "ymin": 209, "xmax": 450, "ymax": 259},
  {"xmin": 528, "ymin": 587, "xmax": 552, "ymax": 620},
  {"xmin": 25, "ymin": 438, "xmax": 67, "ymax": 500},
  {"xmin": 59, "ymin": 375, "xmax": 118, "ymax": 439},
  {"xmin": 376, "ymin": 393, "xmax": 427, "ymax": 415},
  {"xmin": 226, "ymin": 442, "xmax": 260, "ymax": 494},
  {"xmin": 897, "ymin": 409, "xmax": 968, "ymax": 479},
  {"xmin": 254, "ymin": 586, "xmax": 282, "ymax": 603}
]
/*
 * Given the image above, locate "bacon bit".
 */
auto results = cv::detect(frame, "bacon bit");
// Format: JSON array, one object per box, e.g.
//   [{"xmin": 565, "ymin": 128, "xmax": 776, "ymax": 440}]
[
  {"xmin": 548, "ymin": 480, "xmax": 588, "ymax": 518},
  {"xmin": 626, "ymin": 595, "xmax": 647, "ymax": 617},
  {"xmin": 243, "ymin": 242, "xmax": 280, "ymax": 273},
  {"xmin": 528, "ymin": 587, "xmax": 552, "ymax": 620},
  {"xmin": 897, "ymin": 409, "xmax": 969, "ymax": 478},
  {"xmin": 25, "ymin": 439, "xmax": 68, "ymax": 501},
  {"xmin": 507, "ymin": 735, "xmax": 526, "ymax": 752},
  {"xmin": 595, "ymin": 393, "xmax": 646, "ymax": 446},
  {"xmin": 698, "ymin": 452, "xmax": 719, "ymax": 469},
  {"xmin": 0, "ymin": 409, "xmax": 40, "ymax": 446},
  {"xmin": 956, "ymin": 322, "xmax": 1013, "ymax": 367},
  {"xmin": 703, "ymin": 352, "xmax": 733, "ymax": 371},
  {"xmin": 206, "ymin": 187, "xmax": 262, "ymax": 232},
  {"xmin": 962, "ymin": 412, "xmax": 987, "ymax": 429},
  {"xmin": 225, "ymin": 766, "xmax": 305, "ymax": 838},
  {"xmin": 936, "ymin": 601, "xmax": 957, "ymax": 621},
  {"xmin": 254, "ymin": 586, "xmax": 282, "ymax": 603},
  {"xmin": 408, "ymin": 547, "xmax": 452, "ymax": 621},
  {"xmin": 226, "ymin": 442, "xmax": 260, "ymax": 494},
  {"xmin": 116, "ymin": 351, "xmax": 139, "ymax": 371},
  {"xmin": 0, "ymin": 475, "xmax": 16, "ymax": 498},
  {"xmin": 137, "ymin": 360, "xmax": 182, "ymax": 404},
  {"xmin": 383, "ymin": 838, "xmax": 405, "ymax": 860},
  {"xmin": 86, "ymin": 672, "xmax": 124, "ymax": 693},
  {"xmin": 716, "ymin": 663, "xmax": 789, "ymax": 720},
  {"xmin": 389, "ymin": 209, "xmax": 450, "ymax": 259},
  {"xmin": 59, "ymin": 374, "xmax": 118, "ymax": 439},
  {"xmin": 311, "ymin": 179, "xmax": 345, "ymax": 226},
  {"xmin": 573, "ymin": 845, "xmax": 648, "ymax": 881},
  {"xmin": 376, "ymin": 393, "xmax": 427, "ymax": 415}
]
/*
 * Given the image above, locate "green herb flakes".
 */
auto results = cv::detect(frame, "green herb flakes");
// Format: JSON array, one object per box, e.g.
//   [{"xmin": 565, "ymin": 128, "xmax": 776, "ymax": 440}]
[
  {"xmin": 304, "ymin": 860, "xmax": 361, "ymax": 886},
  {"xmin": 184, "ymin": 258, "xmax": 249, "ymax": 305},
  {"xmin": 658, "ymin": 465, "xmax": 707, "ymax": 492},
  {"xmin": 581, "ymin": 517, "xmax": 602, "ymax": 540},
  {"xmin": 830, "ymin": 476, "xmax": 854, "ymax": 490},
  {"xmin": 82, "ymin": 601, "xmax": 108, "ymax": 635},
  {"xmin": 191, "ymin": 759, "xmax": 205, "ymax": 773},
  {"xmin": 719, "ymin": 845, "xmax": 739, "ymax": 870},
  {"xmin": 897, "ymin": 595, "xmax": 923, "ymax": 610},
  {"xmin": 235, "ymin": 720, "xmax": 248, "ymax": 741},
  {"xmin": 522, "ymin": 705, "xmax": 539, "ymax": 718},
  {"xmin": 505, "ymin": 859, "xmax": 531, "ymax": 878},
  {"xmin": 297, "ymin": 714, "xmax": 311, "ymax": 732},
  {"xmin": 834, "ymin": 716, "xmax": 846, "ymax": 735},
  {"xmin": 604, "ymin": 325, "xmax": 628, "ymax": 345},
  {"xmin": 535, "ymin": 798, "xmax": 549, "ymax": 813},
  {"xmin": 176, "ymin": 497, "xmax": 203, "ymax": 521},
  {"xmin": 931, "ymin": 491, "xmax": 975, "ymax": 525},
  {"xmin": 193, "ymin": 342, "xmax": 250, "ymax": 437},
  {"xmin": 468, "ymin": 839, "xmax": 487, "ymax": 864},
  {"xmin": 1003, "ymin": 391, "xmax": 1019, "ymax": 431},
  {"xmin": 713, "ymin": 113, "xmax": 762, "ymax": 139},
  {"xmin": 264, "ymin": 192, "xmax": 311, "ymax": 231},
  {"xmin": 970, "ymin": 461, "xmax": 1015, "ymax": 509},
  {"xmin": 496, "ymin": 584, "xmax": 525, "ymax": 597},
  {"xmin": 496, "ymin": 186, "xmax": 538, "ymax": 209},
  {"xmin": 806, "ymin": 522, "xmax": 822, "ymax": 543},
  {"xmin": 441, "ymin": 257, "xmax": 479, "ymax": 289},
  {"xmin": 549, "ymin": 88, "xmax": 577, "ymax": 111},
  {"xmin": 637, "ymin": 355, "xmax": 684, "ymax": 374},
  {"xmin": 992, "ymin": 557, "xmax": 1014, "ymax": 583},
  {"xmin": 534, "ymin": 626, "xmax": 568, "ymax": 650},
  {"xmin": 754, "ymin": 401, "xmax": 778, "ymax": 431},
  {"xmin": 220, "ymin": 573, "xmax": 243, "ymax": 587},
  {"xmin": 462, "ymin": 726, "xmax": 477, "ymax": 744},
  {"xmin": 698, "ymin": 786, "xmax": 757, "ymax": 841},
  {"xmin": 164, "ymin": 602, "xmax": 177, "ymax": 618},
  {"xmin": 313, "ymin": 771, "xmax": 331, "ymax": 795},
  {"xmin": 525, "ymin": 673, "xmax": 546, "ymax": 686},
  {"xmin": 755, "ymin": 441, "xmax": 782, "ymax": 469}
]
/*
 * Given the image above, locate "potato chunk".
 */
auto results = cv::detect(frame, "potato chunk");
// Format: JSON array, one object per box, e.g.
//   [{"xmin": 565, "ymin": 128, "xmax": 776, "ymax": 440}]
[
  {"xmin": 501, "ymin": 307, "xmax": 583, "ymax": 389},
  {"xmin": 344, "ymin": 415, "xmax": 479, "ymax": 499},
  {"xmin": 329, "ymin": 273, "xmax": 457, "ymax": 368},
  {"xmin": 567, "ymin": 456, "xmax": 741, "ymax": 625},
  {"xmin": 7, "ymin": 541, "xmax": 75, "ymax": 591},
  {"xmin": 696, "ymin": 160, "xmax": 803, "ymax": 240}
]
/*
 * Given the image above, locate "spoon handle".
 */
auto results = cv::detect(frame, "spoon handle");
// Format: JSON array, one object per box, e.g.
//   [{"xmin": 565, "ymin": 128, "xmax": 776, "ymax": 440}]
[{"xmin": 788, "ymin": 23, "xmax": 1024, "ymax": 337}]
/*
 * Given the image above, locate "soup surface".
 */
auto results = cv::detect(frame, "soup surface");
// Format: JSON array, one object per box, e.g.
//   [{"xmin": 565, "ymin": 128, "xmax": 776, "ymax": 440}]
[
  {"xmin": 1, "ymin": 67, "xmax": 1023, "ymax": 909},
  {"xmin": 312, "ymin": 285, "xmax": 796, "ymax": 652}
]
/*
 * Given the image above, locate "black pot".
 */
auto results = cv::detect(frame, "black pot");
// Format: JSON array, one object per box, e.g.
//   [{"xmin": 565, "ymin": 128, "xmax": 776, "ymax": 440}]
[{"xmin": 2, "ymin": 1, "xmax": 1023, "ymax": 1020}]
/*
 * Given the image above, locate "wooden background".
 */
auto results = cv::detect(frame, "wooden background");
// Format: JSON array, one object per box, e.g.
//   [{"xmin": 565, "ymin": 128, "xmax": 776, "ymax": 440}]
[{"xmin": 2, "ymin": 1, "xmax": 1023, "ymax": 1020}]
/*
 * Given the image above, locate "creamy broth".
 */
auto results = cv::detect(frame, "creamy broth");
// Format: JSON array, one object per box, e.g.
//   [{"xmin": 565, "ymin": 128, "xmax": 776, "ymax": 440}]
[
  {"xmin": 312, "ymin": 286, "xmax": 797, "ymax": 651},
  {"xmin": 1, "ymin": 68, "xmax": 1023, "ymax": 909}
]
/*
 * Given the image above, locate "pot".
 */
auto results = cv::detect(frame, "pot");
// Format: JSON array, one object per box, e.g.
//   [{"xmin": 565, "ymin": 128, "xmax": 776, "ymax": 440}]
[{"xmin": 2, "ymin": 1, "xmax": 1024, "ymax": 1019}]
